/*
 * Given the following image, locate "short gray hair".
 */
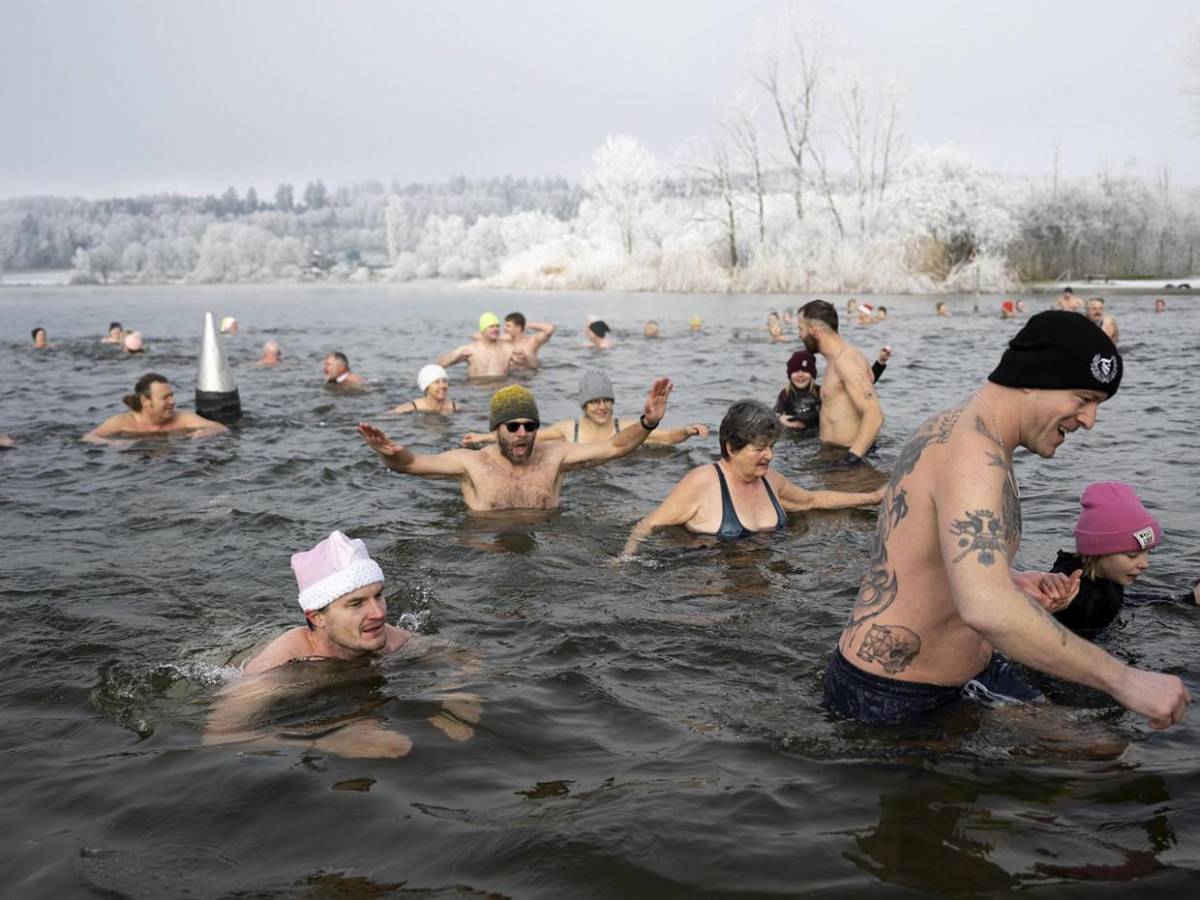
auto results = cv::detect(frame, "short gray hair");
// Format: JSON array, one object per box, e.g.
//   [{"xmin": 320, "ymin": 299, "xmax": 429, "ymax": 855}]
[{"xmin": 719, "ymin": 400, "xmax": 781, "ymax": 459}]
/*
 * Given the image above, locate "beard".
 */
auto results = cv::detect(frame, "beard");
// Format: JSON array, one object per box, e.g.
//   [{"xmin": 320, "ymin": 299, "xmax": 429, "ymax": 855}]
[
  {"xmin": 801, "ymin": 333, "xmax": 820, "ymax": 353},
  {"xmin": 498, "ymin": 433, "xmax": 535, "ymax": 464}
]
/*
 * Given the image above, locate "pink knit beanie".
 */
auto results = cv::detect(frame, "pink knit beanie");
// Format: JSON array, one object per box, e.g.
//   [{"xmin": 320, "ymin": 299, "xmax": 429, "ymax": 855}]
[{"xmin": 1074, "ymin": 481, "xmax": 1162, "ymax": 556}]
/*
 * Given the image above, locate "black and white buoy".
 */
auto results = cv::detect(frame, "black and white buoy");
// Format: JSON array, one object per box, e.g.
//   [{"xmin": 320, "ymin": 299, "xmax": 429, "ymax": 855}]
[{"xmin": 196, "ymin": 311, "xmax": 241, "ymax": 424}]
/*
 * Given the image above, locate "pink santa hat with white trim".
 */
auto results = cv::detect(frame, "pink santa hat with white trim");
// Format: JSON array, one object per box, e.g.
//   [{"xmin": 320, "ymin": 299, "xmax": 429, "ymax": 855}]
[{"xmin": 291, "ymin": 531, "xmax": 385, "ymax": 612}]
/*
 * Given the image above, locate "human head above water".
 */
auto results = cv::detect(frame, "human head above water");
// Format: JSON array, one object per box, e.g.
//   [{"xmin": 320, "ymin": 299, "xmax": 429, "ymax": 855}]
[
  {"xmin": 122, "ymin": 372, "xmax": 170, "ymax": 412},
  {"xmin": 719, "ymin": 399, "xmax": 782, "ymax": 460},
  {"xmin": 799, "ymin": 299, "xmax": 839, "ymax": 333},
  {"xmin": 291, "ymin": 530, "xmax": 385, "ymax": 629},
  {"xmin": 578, "ymin": 369, "xmax": 614, "ymax": 408},
  {"xmin": 489, "ymin": 384, "xmax": 540, "ymax": 431},
  {"xmin": 988, "ymin": 310, "xmax": 1121, "ymax": 398}
]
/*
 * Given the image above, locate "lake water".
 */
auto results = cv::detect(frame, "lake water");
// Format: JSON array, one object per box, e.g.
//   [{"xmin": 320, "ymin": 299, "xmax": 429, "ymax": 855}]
[{"xmin": 2, "ymin": 284, "xmax": 1199, "ymax": 897}]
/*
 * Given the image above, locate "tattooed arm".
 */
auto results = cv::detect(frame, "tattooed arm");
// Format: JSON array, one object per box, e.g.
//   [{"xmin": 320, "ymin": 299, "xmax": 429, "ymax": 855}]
[
  {"xmin": 936, "ymin": 446, "xmax": 1190, "ymax": 728},
  {"xmin": 834, "ymin": 354, "xmax": 884, "ymax": 458}
]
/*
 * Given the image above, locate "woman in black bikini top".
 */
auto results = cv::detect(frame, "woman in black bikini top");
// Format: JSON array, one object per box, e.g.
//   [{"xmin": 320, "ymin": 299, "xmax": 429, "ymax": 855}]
[{"xmin": 624, "ymin": 400, "xmax": 884, "ymax": 553}]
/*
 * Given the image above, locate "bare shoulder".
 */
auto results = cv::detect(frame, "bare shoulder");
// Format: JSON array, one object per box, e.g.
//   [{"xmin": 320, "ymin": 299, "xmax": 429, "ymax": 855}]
[
  {"xmin": 243, "ymin": 627, "xmax": 312, "ymax": 675},
  {"xmin": 675, "ymin": 462, "xmax": 718, "ymax": 495},
  {"xmin": 383, "ymin": 625, "xmax": 414, "ymax": 653}
]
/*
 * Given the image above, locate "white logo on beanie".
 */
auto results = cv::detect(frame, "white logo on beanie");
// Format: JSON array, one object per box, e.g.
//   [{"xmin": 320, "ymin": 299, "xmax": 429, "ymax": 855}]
[
  {"xmin": 1132, "ymin": 526, "xmax": 1155, "ymax": 550},
  {"xmin": 1090, "ymin": 354, "xmax": 1118, "ymax": 383}
]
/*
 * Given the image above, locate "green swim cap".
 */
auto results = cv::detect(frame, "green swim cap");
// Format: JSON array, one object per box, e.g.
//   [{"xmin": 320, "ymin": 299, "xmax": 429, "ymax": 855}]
[{"xmin": 479, "ymin": 312, "xmax": 501, "ymax": 332}]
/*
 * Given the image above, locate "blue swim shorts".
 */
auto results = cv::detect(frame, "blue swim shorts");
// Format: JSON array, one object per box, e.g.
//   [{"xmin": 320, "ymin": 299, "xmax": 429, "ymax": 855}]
[{"xmin": 821, "ymin": 648, "xmax": 1042, "ymax": 725}]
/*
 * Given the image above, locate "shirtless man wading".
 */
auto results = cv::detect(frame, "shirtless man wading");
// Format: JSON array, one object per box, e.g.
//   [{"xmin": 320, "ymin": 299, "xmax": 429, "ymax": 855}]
[
  {"xmin": 503, "ymin": 312, "xmax": 555, "ymax": 369},
  {"xmin": 438, "ymin": 312, "xmax": 516, "ymax": 378},
  {"xmin": 83, "ymin": 373, "xmax": 228, "ymax": 443},
  {"xmin": 823, "ymin": 311, "xmax": 1190, "ymax": 728},
  {"xmin": 798, "ymin": 299, "xmax": 884, "ymax": 466},
  {"xmin": 358, "ymin": 379, "xmax": 672, "ymax": 510}
]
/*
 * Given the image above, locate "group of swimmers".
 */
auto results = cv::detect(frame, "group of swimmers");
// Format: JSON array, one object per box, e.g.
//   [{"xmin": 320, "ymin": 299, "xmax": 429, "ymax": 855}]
[{"xmin": 12, "ymin": 293, "xmax": 1197, "ymax": 755}]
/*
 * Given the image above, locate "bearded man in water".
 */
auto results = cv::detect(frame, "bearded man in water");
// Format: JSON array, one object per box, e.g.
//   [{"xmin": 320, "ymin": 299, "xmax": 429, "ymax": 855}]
[{"xmin": 358, "ymin": 379, "xmax": 672, "ymax": 510}]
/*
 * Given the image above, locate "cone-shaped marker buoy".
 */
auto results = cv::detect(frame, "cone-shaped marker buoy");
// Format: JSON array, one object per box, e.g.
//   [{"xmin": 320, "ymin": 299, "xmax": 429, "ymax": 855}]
[{"xmin": 196, "ymin": 311, "xmax": 241, "ymax": 424}]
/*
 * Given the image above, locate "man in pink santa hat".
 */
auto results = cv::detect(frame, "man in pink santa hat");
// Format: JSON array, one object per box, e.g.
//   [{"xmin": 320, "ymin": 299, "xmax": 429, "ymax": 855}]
[
  {"xmin": 205, "ymin": 532, "xmax": 481, "ymax": 756},
  {"xmin": 242, "ymin": 530, "xmax": 413, "ymax": 674}
]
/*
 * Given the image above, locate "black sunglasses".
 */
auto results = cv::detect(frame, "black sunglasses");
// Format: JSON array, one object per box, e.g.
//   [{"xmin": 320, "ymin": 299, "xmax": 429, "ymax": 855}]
[{"xmin": 503, "ymin": 420, "xmax": 540, "ymax": 433}]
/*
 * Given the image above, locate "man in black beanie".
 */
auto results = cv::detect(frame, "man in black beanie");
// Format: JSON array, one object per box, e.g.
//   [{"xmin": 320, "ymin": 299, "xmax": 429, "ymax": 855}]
[{"xmin": 822, "ymin": 311, "xmax": 1190, "ymax": 729}]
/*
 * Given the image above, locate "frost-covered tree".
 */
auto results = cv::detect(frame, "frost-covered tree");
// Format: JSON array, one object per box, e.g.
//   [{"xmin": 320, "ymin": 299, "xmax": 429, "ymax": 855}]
[
  {"xmin": 244, "ymin": 187, "xmax": 259, "ymax": 214},
  {"xmin": 581, "ymin": 135, "xmax": 660, "ymax": 255},
  {"xmin": 303, "ymin": 180, "xmax": 328, "ymax": 210},
  {"xmin": 274, "ymin": 183, "xmax": 294, "ymax": 212}
]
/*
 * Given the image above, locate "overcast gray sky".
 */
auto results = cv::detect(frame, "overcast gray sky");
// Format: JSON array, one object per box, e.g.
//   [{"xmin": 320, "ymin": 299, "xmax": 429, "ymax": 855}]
[{"xmin": 2, "ymin": 0, "xmax": 1196, "ymax": 199}]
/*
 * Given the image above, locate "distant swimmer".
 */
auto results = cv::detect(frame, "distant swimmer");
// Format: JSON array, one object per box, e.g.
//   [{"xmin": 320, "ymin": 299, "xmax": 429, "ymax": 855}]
[
  {"xmin": 583, "ymin": 318, "xmax": 614, "ymax": 349},
  {"xmin": 83, "ymin": 372, "xmax": 228, "ymax": 442},
  {"xmin": 1155, "ymin": 298, "xmax": 1167, "ymax": 313},
  {"xmin": 122, "ymin": 331, "xmax": 144, "ymax": 355},
  {"xmin": 219, "ymin": 316, "xmax": 239, "ymax": 336},
  {"xmin": 323, "ymin": 351, "xmax": 366, "ymax": 387},
  {"xmin": 873, "ymin": 306, "xmax": 889, "ymax": 322},
  {"xmin": 462, "ymin": 369, "xmax": 705, "ymax": 447},
  {"xmin": 257, "ymin": 340, "xmax": 282, "ymax": 366},
  {"xmin": 1086, "ymin": 297, "xmax": 1119, "ymax": 344},
  {"xmin": 623, "ymin": 400, "xmax": 883, "ymax": 553},
  {"xmin": 798, "ymin": 299, "xmax": 885, "ymax": 466},
  {"xmin": 936, "ymin": 302, "xmax": 950, "ymax": 317},
  {"xmin": 390, "ymin": 364, "xmax": 459, "ymax": 415},
  {"xmin": 1056, "ymin": 287, "xmax": 1083, "ymax": 312},
  {"xmin": 767, "ymin": 317, "xmax": 788, "ymax": 343},
  {"xmin": 438, "ymin": 312, "xmax": 516, "ymax": 378},
  {"xmin": 503, "ymin": 312, "xmax": 555, "ymax": 369},
  {"xmin": 31, "ymin": 327, "xmax": 51, "ymax": 350},
  {"xmin": 359, "ymin": 379, "xmax": 673, "ymax": 511},
  {"xmin": 1001, "ymin": 300, "xmax": 1017, "ymax": 319},
  {"xmin": 102, "ymin": 322, "xmax": 125, "ymax": 344},
  {"xmin": 854, "ymin": 303, "xmax": 878, "ymax": 326},
  {"xmin": 1049, "ymin": 482, "xmax": 1200, "ymax": 636},
  {"xmin": 823, "ymin": 311, "xmax": 1190, "ymax": 729},
  {"xmin": 689, "ymin": 316, "xmax": 703, "ymax": 332},
  {"xmin": 643, "ymin": 320, "xmax": 661, "ymax": 338},
  {"xmin": 203, "ymin": 531, "xmax": 481, "ymax": 757}
]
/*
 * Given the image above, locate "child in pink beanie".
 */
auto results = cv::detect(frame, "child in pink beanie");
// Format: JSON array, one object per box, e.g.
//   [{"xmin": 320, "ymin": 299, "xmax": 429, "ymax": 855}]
[{"xmin": 1050, "ymin": 481, "xmax": 1199, "ymax": 633}]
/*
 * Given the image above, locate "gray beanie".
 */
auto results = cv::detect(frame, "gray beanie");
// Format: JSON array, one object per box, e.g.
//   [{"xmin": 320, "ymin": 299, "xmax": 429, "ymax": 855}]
[{"xmin": 578, "ymin": 369, "xmax": 614, "ymax": 407}]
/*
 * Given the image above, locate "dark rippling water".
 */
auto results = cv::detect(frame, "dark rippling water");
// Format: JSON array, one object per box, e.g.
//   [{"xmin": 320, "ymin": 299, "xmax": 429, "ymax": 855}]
[{"xmin": 2, "ymin": 285, "xmax": 1198, "ymax": 898}]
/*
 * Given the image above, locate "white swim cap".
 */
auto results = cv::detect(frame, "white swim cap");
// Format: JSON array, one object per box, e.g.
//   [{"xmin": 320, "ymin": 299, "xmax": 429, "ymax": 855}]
[{"xmin": 417, "ymin": 364, "xmax": 448, "ymax": 393}]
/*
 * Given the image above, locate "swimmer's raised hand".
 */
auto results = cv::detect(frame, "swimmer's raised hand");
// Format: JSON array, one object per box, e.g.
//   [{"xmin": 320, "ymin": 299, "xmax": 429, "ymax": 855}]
[
  {"xmin": 641, "ymin": 377, "xmax": 673, "ymax": 426},
  {"xmin": 358, "ymin": 422, "xmax": 405, "ymax": 457},
  {"xmin": 461, "ymin": 431, "xmax": 495, "ymax": 447}
]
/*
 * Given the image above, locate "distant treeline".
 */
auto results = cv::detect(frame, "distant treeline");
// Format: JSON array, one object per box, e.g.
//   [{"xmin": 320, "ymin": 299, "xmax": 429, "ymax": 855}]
[{"xmin": 0, "ymin": 176, "xmax": 580, "ymax": 284}]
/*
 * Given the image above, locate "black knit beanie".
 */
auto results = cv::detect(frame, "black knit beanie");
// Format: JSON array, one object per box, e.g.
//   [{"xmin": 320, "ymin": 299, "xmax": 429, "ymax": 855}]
[{"xmin": 988, "ymin": 311, "xmax": 1122, "ymax": 397}]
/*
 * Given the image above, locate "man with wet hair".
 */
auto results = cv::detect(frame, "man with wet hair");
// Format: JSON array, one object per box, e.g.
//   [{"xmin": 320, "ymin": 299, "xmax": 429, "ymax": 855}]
[
  {"xmin": 503, "ymin": 312, "xmax": 555, "ymax": 369},
  {"xmin": 83, "ymin": 372, "xmax": 228, "ymax": 442},
  {"xmin": 1056, "ymin": 287, "xmax": 1083, "ymax": 312},
  {"xmin": 823, "ymin": 311, "xmax": 1190, "ymax": 728},
  {"xmin": 323, "ymin": 351, "xmax": 365, "ymax": 386},
  {"xmin": 358, "ymin": 378, "xmax": 672, "ymax": 510},
  {"xmin": 102, "ymin": 322, "xmax": 125, "ymax": 344},
  {"xmin": 439, "ymin": 312, "xmax": 516, "ymax": 378},
  {"xmin": 1086, "ymin": 297, "xmax": 1119, "ymax": 344},
  {"xmin": 797, "ymin": 299, "xmax": 885, "ymax": 466}
]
